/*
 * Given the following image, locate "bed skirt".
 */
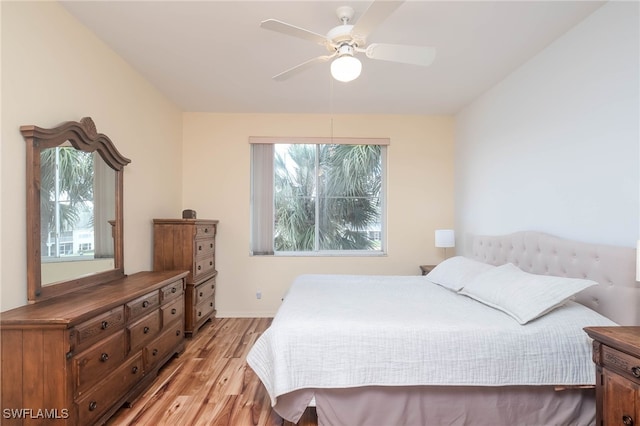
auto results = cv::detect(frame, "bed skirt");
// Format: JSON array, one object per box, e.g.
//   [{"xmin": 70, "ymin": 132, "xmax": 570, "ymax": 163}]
[{"xmin": 274, "ymin": 385, "xmax": 595, "ymax": 426}]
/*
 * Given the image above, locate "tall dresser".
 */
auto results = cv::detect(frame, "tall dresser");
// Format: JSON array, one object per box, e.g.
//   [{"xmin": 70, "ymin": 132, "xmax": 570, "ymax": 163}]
[
  {"xmin": 584, "ymin": 326, "xmax": 640, "ymax": 426},
  {"xmin": 0, "ymin": 271, "xmax": 188, "ymax": 425},
  {"xmin": 153, "ymin": 219, "xmax": 218, "ymax": 337}
]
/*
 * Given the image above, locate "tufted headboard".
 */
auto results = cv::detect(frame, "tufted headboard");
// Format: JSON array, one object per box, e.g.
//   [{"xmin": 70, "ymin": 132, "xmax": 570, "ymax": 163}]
[{"xmin": 470, "ymin": 231, "xmax": 639, "ymax": 326}]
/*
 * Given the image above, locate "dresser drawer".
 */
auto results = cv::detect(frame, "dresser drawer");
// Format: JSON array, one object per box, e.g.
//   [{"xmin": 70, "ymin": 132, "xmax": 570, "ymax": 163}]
[
  {"xmin": 74, "ymin": 330, "xmax": 126, "ymax": 396},
  {"xmin": 128, "ymin": 310, "xmax": 161, "ymax": 353},
  {"xmin": 194, "ymin": 236, "xmax": 215, "ymax": 258},
  {"xmin": 195, "ymin": 278, "xmax": 215, "ymax": 304},
  {"xmin": 195, "ymin": 224, "xmax": 216, "ymax": 239},
  {"xmin": 161, "ymin": 279, "xmax": 184, "ymax": 303},
  {"xmin": 144, "ymin": 324, "xmax": 184, "ymax": 371},
  {"xmin": 75, "ymin": 353, "xmax": 143, "ymax": 426},
  {"xmin": 195, "ymin": 296, "xmax": 215, "ymax": 324},
  {"xmin": 126, "ymin": 291, "xmax": 160, "ymax": 320},
  {"xmin": 194, "ymin": 256, "xmax": 215, "ymax": 281},
  {"xmin": 161, "ymin": 297, "xmax": 184, "ymax": 327},
  {"xmin": 74, "ymin": 307, "xmax": 125, "ymax": 352},
  {"xmin": 602, "ymin": 345, "xmax": 640, "ymax": 382}
]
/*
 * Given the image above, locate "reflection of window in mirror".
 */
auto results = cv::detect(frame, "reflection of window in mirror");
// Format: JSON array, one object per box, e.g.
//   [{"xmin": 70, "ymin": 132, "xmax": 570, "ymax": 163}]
[{"xmin": 40, "ymin": 146, "xmax": 116, "ymax": 285}]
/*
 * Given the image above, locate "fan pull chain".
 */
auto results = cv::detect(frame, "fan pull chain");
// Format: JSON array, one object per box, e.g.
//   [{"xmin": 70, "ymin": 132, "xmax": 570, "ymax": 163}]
[{"xmin": 330, "ymin": 73, "xmax": 334, "ymax": 143}]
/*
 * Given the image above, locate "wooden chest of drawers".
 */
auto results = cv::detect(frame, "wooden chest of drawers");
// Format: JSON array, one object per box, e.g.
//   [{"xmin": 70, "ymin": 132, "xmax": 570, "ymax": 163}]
[
  {"xmin": 584, "ymin": 326, "xmax": 640, "ymax": 426},
  {"xmin": 153, "ymin": 219, "xmax": 218, "ymax": 337},
  {"xmin": 0, "ymin": 271, "xmax": 188, "ymax": 425}
]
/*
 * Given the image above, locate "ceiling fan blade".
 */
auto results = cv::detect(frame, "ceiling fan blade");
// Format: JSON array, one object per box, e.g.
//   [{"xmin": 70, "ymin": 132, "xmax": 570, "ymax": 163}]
[
  {"xmin": 260, "ymin": 19, "xmax": 327, "ymax": 46},
  {"xmin": 272, "ymin": 54, "xmax": 336, "ymax": 81},
  {"xmin": 365, "ymin": 43, "xmax": 436, "ymax": 67},
  {"xmin": 351, "ymin": 0, "xmax": 404, "ymax": 40}
]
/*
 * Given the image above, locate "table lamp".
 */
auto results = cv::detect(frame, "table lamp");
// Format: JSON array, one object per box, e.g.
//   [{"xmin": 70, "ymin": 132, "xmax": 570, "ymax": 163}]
[{"xmin": 435, "ymin": 229, "xmax": 455, "ymax": 259}]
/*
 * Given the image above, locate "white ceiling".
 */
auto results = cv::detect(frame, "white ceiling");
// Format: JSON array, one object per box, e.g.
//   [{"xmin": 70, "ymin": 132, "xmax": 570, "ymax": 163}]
[{"xmin": 61, "ymin": 1, "xmax": 604, "ymax": 115}]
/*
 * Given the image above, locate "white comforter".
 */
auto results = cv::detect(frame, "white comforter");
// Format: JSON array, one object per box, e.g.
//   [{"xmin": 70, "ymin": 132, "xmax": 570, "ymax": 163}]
[{"xmin": 247, "ymin": 274, "xmax": 616, "ymax": 406}]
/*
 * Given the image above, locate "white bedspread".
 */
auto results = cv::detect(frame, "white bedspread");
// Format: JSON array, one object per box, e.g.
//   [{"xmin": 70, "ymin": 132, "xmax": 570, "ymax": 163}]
[{"xmin": 247, "ymin": 274, "xmax": 616, "ymax": 406}]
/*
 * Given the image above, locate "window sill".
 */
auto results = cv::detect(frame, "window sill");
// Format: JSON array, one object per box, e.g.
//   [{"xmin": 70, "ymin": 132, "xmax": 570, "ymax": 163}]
[{"xmin": 252, "ymin": 251, "xmax": 387, "ymax": 257}]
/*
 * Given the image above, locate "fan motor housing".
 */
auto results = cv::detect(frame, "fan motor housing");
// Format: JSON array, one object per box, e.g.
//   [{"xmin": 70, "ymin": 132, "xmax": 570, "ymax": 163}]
[{"xmin": 327, "ymin": 24, "xmax": 355, "ymax": 45}]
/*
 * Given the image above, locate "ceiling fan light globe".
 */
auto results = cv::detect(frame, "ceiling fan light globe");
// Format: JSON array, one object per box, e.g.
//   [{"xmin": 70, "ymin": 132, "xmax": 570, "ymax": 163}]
[{"xmin": 331, "ymin": 55, "xmax": 362, "ymax": 82}]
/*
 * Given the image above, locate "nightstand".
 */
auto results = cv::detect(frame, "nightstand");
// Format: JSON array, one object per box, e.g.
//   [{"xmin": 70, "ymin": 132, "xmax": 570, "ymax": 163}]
[
  {"xmin": 420, "ymin": 265, "xmax": 436, "ymax": 275},
  {"xmin": 584, "ymin": 326, "xmax": 640, "ymax": 426}
]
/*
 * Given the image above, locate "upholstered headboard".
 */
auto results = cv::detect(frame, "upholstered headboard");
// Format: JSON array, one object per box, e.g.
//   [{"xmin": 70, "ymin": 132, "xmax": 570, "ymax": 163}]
[{"xmin": 470, "ymin": 231, "xmax": 639, "ymax": 326}]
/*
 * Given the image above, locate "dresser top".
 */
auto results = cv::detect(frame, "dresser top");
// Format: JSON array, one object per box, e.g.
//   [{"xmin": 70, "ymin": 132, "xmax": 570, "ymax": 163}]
[
  {"xmin": 0, "ymin": 270, "xmax": 188, "ymax": 327},
  {"xmin": 584, "ymin": 326, "xmax": 640, "ymax": 358},
  {"xmin": 153, "ymin": 219, "xmax": 219, "ymax": 225}
]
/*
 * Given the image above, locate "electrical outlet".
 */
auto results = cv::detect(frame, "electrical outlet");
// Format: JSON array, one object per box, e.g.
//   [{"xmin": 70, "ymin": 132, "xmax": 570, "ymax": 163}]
[{"xmin": 256, "ymin": 290, "xmax": 262, "ymax": 300}]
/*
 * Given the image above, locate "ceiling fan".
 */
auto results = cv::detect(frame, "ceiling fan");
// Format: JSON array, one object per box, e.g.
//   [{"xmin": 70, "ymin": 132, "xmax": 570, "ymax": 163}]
[{"xmin": 260, "ymin": 0, "xmax": 436, "ymax": 82}]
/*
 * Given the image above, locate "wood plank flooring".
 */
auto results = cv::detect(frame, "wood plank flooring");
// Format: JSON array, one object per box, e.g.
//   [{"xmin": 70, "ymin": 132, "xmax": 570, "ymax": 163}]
[{"xmin": 107, "ymin": 318, "xmax": 318, "ymax": 426}]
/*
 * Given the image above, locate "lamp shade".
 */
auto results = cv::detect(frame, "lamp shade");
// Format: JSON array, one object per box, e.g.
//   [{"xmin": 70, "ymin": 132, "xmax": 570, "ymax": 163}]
[
  {"xmin": 435, "ymin": 229, "xmax": 455, "ymax": 248},
  {"xmin": 331, "ymin": 55, "xmax": 362, "ymax": 82}
]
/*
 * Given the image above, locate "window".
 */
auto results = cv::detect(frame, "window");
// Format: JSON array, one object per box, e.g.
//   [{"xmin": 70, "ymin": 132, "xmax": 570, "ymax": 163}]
[
  {"xmin": 59, "ymin": 243, "xmax": 74, "ymax": 256},
  {"xmin": 250, "ymin": 137, "xmax": 387, "ymax": 255}
]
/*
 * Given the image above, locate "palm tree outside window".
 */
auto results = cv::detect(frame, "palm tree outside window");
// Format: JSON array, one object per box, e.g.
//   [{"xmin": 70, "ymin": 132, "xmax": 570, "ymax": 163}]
[{"xmin": 40, "ymin": 146, "xmax": 95, "ymax": 260}]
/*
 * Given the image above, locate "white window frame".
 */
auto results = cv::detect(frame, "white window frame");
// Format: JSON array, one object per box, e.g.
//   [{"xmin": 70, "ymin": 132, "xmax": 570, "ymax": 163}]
[{"xmin": 250, "ymin": 137, "xmax": 388, "ymax": 256}]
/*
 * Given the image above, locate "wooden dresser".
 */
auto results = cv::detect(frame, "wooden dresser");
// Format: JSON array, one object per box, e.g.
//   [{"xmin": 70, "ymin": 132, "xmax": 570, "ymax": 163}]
[
  {"xmin": 0, "ymin": 270, "xmax": 188, "ymax": 425},
  {"xmin": 153, "ymin": 219, "xmax": 218, "ymax": 337},
  {"xmin": 584, "ymin": 326, "xmax": 640, "ymax": 426}
]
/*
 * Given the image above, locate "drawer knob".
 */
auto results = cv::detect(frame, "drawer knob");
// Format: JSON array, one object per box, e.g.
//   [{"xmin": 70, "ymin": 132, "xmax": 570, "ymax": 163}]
[
  {"xmin": 199, "ymin": 291, "xmax": 204, "ymax": 297},
  {"xmin": 101, "ymin": 321, "xmax": 109, "ymax": 330},
  {"xmin": 171, "ymin": 287, "xmax": 177, "ymax": 293},
  {"xmin": 631, "ymin": 366, "xmax": 640, "ymax": 378},
  {"xmin": 132, "ymin": 366, "xmax": 139, "ymax": 374},
  {"xmin": 198, "ymin": 311, "xmax": 202, "ymax": 317},
  {"xmin": 89, "ymin": 401, "xmax": 97, "ymax": 411},
  {"xmin": 143, "ymin": 326, "xmax": 150, "ymax": 334},
  {"xmin": 210, "ymin": 302, "xmax": 213, "ymax": 307},
  {"xmin": 623, "ymin": 415, "xmax": 634, "ymax": 426},
  {"xmin": 198, "ymin": 265, "xmax": 202, "ymax": 271},
  {"xmin": 171, "ymin": 308, "xmax": 177, "ymax": 315},
  {"xmin": 210, "ymin": 243, "xmax": 213, "ymax": 249},
  {"xmin": 142, "ymin": 301, "xmax": 149, "ymax": 308},
  {"xmin": 152, "ymin": 349, "xmax": 158, "ymax": 356},
  {"xmin": 176, "ymin": 330, "xmax": 181, "ymax": 336},
  {"xmin": 209, "ymin": 261, "xmax": 213, "ymax": 266},
  {"xmin": 205, "ymin": 228, "xmax": 209, "ymax": 233},
  {"xmin": 100, "ymin": 353, "xmax": 109, "ymax": 362}
]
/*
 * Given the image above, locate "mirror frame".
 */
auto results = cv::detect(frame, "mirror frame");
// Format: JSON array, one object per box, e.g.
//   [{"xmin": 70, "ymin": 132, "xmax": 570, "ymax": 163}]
[{"xmin": 22, "ymin": 117, "xmax": 131, "ymax": 303}]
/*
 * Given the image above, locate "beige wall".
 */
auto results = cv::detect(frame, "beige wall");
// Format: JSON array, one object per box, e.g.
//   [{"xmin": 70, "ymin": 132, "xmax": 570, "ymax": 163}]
[
  {"xmin": 182, "ymin": 113, "xmax": 455, "ymax": 316},
  {"xmin": 1, "ymin": 2, "xmax": 183, "ymax": 311}
]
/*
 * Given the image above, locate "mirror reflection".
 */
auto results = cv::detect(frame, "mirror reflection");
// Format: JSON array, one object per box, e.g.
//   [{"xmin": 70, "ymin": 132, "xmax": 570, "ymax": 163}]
[{"xmin": 40, "ymin": 146, "xmax": 116, "ymax": 285}]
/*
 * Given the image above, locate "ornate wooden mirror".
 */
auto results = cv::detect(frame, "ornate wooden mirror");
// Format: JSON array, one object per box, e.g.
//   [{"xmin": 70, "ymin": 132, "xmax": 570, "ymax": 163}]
[{"xmin": 22, "ymin": 117, "xmax": 130, "ymax": 302}]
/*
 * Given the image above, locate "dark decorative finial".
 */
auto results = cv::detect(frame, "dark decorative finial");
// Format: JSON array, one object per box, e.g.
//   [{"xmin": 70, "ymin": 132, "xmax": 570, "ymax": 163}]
[{"xmin": 80, "ymin": 117, "xmax": 98, "ymax": 139}]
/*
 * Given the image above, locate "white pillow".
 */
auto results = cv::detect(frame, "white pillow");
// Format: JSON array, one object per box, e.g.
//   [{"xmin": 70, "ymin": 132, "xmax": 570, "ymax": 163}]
[
  {"xmin": 459, "ymin": 263, "xmax": 597, "ymax": 324},
  {"xmin": 425, "ymin": 256, "xmax": 495, "ymax": 291}
]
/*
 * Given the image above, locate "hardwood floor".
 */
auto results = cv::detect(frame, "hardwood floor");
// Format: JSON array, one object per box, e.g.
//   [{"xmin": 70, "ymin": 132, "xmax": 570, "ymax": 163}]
[{"xmin": 107, "ymin": 317, "xmax": 318, "ymax": 426}]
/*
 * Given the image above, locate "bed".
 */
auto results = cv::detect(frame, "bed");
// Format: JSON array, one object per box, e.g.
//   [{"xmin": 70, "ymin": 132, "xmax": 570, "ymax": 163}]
[{"xmin": 247, "ymin": 231, "xmax": 638, "ymax": 425}]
